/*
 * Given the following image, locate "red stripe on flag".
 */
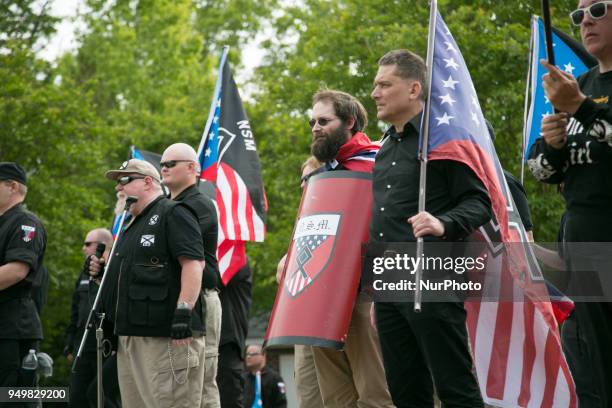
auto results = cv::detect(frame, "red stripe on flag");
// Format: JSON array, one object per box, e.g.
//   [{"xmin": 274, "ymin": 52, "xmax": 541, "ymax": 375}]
[
  {"xmin": 541, "ymin": 331, "xmax": 561, "ymax": 407},
  {"xmin": 561, "ymin": 350, "xmax": 578, "ymax": 408},
  {"xmin": 465, "ymin": 300, "xmax": 480, "ymax": 345},
  {"xmin": 245, "ymin": 185, "xmax": 256, "ymax": 241},
  {"xmin": 216, "ymin": 188, "xmax": 230, "ymax": 242},
  {"xmin": 486, "ymin": 301, "xmax": 513, "ymax": 399},
  {"xmin": 222, "ymin": 165, "xmax": 242, "ymax": 240},
  {"xmin": 518, "ymin": 302, "xmax": 536, "ymax": 406}
]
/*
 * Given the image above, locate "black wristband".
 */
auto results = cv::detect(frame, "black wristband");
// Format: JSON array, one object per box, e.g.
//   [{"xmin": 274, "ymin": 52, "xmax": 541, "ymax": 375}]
[{"xmin": 170, "ymin": 307, "xmax": 192, "ymax": 339}]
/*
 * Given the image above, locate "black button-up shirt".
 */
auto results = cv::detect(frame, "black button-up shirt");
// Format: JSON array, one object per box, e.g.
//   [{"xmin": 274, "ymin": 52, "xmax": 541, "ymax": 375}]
[{"xmin": 370, "ymin": 113, "xmax": 492, "ymax": 242}]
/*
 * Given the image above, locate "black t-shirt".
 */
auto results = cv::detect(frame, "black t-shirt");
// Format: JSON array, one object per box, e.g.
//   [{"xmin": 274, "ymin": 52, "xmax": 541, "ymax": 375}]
[
  {"xmin": 243, "ymin": 366, "xmax": 287, "ymax": 408},
  {"xmin": 0, "ymin": 203, "xmax": 46, "ymax": 339},
  {"xmin": 504, "ymin": 170, "xmax": 533, "ymax": 231},
  {"xmin": 174, "ymin": 184, "xmax": 221, "ymax": 290},
  {"xmin": 370, "ymin": 113, "xmax": 492, "ymax": 243},
  {"xmin": 219, "ymin": 261, "xmax": 252, "ymax": 353},
  {"xmin": 528, "ymin": 67, "xmax": 612, "ymax": 214}
]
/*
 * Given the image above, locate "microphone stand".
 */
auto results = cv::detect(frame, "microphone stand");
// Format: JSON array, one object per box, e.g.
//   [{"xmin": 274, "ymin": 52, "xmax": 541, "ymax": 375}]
[{"xmin": 72, "ymin": 196, "xmax": 138, "ymax": 408}]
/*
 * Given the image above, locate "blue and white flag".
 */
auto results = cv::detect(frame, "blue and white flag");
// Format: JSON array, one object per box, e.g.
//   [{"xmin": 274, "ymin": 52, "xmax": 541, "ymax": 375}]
[{"xmin": 522, "ymin": 17, "xmax": 597, "ymax": 163}]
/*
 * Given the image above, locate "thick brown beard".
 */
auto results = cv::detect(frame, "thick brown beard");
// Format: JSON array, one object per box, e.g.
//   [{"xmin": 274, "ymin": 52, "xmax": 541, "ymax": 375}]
[{"xmin": 311, "ymin": 126, "xmax": 350, "ymax": 163}]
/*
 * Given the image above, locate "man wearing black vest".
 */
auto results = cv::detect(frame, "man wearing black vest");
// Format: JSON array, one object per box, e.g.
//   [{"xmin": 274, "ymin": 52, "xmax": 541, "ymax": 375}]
[
  {"xmin": 160, "ymin": 142, "xmax": 223, "ymax": 407},
  {"xmin": 0, "ymin": 162, "xmax": 47, "ymax": 402},
  {"xmin": 90, "ymin": 159, "xmax": 206, "ymax": 407}
]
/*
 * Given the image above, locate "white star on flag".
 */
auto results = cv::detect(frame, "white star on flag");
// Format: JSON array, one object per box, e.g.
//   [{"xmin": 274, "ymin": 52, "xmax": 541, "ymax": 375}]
[
  {"xmin": 445, "ymin": 41, "xmax": 457, "ymax": 53},
  {"xmin": 216, "ymin": 99, "xmax": 221, "ymax": 108},
  {"xmin": 205, "ymin": 148, "xmax": 212, "ymax": 157},
  {"xmin": 444, "ymin": 58, "xmax": 459, "ymax": 70},
  {"xmin": 564, "ymin": 62, "xmax": 575, "ymax": 75},
  {"xmin": 471, "ymin": 96, "xmax": 478, "ymax": 108},
  {"xmin": 439, "ymin": 94, "xmax": 456, "ymax": 106},
  {"xmin": 442, "ymin": 75, "xmax": 459, "ymax": 90},
  {"xmin": 213, "ymin": 116, "xmax": 219, "ymax": 124},
  {"xmin": 436, "ymin": 112, "xmax": 454, "ymax": 126},
  {"xmin": 471, "ymin": 111, "xmax": 480, "ymax": 126},
  {"xmin": 544, "ymin": 96, "xmax": 550, "ymax": 104}
]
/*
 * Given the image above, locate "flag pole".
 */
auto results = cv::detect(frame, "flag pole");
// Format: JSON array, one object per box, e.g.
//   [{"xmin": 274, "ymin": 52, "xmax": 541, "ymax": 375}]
[
  {"xmin": 414, "ymin": 0, "xmax": 438, "ymax": 312},
  {"xmin": 197, "ymin": 45, "xmax": 230, "ymax": 164},
  {"xmin": 521, "ymin": 16, "xmax": 538, "ymax": 184},
  {"xmin": 541, "ymin": 0, "xmax": 556, "ymax": 66}
]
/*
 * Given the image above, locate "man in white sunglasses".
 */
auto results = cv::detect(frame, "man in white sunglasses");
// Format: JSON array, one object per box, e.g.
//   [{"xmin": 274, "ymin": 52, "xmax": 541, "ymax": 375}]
[{"xmin": 527, "ymin": 1, "xmax": 612, "ymax": 406}]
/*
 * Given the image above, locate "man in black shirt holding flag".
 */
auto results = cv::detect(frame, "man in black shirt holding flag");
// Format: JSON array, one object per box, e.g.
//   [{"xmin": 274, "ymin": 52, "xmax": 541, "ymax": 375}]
[{"xmin": 370, "ymin": 50, "xmax": 489, "ymax": 407}]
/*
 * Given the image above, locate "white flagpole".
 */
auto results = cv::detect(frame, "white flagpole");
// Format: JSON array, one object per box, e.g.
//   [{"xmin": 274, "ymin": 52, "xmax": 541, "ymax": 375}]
[
  {"xmin": 521, "ymin": 17, "xmax": 538, "ymax": 184},
  {"xmin": 414, "ymin": 0, "xmax": 438, "ymax": 312}
]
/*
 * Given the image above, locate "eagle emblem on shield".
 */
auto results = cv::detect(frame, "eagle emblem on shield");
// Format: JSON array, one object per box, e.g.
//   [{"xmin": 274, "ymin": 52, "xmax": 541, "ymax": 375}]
[{"xmin": 284, "ymin": 213, "xmax": 341, "ymax": 297}]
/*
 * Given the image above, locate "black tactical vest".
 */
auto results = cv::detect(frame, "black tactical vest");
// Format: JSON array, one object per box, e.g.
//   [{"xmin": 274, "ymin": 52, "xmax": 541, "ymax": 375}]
[{"xmin": 112, "ymin": 197, "xmax": 204, "ymax": 337}]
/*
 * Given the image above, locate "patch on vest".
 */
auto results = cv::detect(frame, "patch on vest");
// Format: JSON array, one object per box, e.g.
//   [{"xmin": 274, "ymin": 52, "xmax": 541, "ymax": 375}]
[
  {"xmin": 148, "ymin": 214, "xmax": 159, "ymax": 225},
  {"xmin": 140, "ymin": 235, "xmax": 155, "ymax": 247},
  {"xmin": 21, "ymin": 225, "xmax": 36, "ymax": 242}
]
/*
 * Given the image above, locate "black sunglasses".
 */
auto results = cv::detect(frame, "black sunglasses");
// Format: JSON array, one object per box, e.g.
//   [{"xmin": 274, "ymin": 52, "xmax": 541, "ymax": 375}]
[
  {"xmin": 570, "ymin": 1, "xmax": 612, "ymax": 25},
  {"xmin": 160, "ymin": 160, "xmax": 193, "ymax": 169},
  {"xmin": 116, "ymin": 175, "xmax": 146, "ymax": 186},
  {"xmin": 309, "ymin": 117, "xmax": 337, "ymax": 129},
  {"xmin": 83, "ymin": 241, "xmax": 99, "ymax": 247}
]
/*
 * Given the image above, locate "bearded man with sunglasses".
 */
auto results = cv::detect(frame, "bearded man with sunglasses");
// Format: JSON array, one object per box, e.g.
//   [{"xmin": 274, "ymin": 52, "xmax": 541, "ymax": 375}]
[
  {"xmin": 90, "ymin": 159, "xmax": 207, "ymax": 408},
  {"xmin": 527, "ymin": 1, "xmax": 612, "ymax": 405},
  {"xmin": 306, "ymin": 90, "xmax": 394, "ymax": 408},
  {"xmin": 160, "ymin": 143, "xmax": 224, "ymax": 408}
]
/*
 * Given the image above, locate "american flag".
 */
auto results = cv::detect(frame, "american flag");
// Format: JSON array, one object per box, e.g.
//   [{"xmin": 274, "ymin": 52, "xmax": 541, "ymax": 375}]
[
  {"xmin": 197, "ymin": 47, "xmax": 267, "ymax": 284},
  {"xmin": 425, "ymin": 11, "xmax": 576, "ymax": 406},
  {"xmin": 285, "ymin": 234, "xmax": 329, "ymax": 296},
  {"xmin": 522, "ymin": 17, "xmax": 597, "ymax": 164}
]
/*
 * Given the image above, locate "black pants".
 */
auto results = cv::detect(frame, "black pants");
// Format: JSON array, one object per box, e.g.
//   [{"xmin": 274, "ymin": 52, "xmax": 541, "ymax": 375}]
[
  {"xmin": 561, "ymin": 312, "xmax": 600, "ymax": 407},
  {"xmin": 0, "ymin": 339, "xmax": 37, "ymax": 408},
  {"xmin": 70, "ymin": 352, "xmax": 121, "ymax": 408},
  {"xmin": 565, "ymin": 213, "xmax": 612, "ymax": 407},
  {"xmin": 217, "ymin": 343, "xmax": 244, "ymax": 408},
  {"xmin": 70, "ymin": 351, "xmax": 96, "ymax": 407},
  {"xmin": 86, "ymin": 353, "xmax": 121, "ymax": 408},
  {"xmin": 374, "ymin": 302, "xmax": 483, "ymax": 408}
]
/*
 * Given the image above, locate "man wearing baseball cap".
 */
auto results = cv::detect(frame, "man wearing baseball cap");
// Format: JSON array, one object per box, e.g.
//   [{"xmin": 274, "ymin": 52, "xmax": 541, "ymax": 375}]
[
  {"xmin": 89, "ymin": 159, "xmax": 207, "ymax": 407},
  {"xmin": 0, "ymin": 162, "xmax": 47, "ymax": 392}
]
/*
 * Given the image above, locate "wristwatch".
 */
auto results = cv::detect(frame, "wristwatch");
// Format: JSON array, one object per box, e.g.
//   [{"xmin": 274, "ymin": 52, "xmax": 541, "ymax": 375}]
[{"xmin": 177, "ymin": 301, "xmax": 192, "ymax": 310}]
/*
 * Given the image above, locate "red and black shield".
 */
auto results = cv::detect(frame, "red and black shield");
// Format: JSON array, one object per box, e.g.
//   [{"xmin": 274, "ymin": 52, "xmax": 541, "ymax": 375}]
[{"xmin": 265, "ymin": 171, "xmax": 373, "ymax": 350}]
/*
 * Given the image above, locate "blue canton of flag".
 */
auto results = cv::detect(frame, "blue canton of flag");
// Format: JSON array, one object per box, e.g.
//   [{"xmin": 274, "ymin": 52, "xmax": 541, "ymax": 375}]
[
  {"xmin": 200, "ymin": 97, "xmax": 221, "ymax": 180},
  {"xmin": 426, "ymin": 11, "xmax": 509, "ymax": 236},
  {"xmin": 522, "ymin": 17, "xmax": 596, "ymax": 162},
  {"xmin": 427, "ymin": 13, "xmax": 492, "ymax": 151}
]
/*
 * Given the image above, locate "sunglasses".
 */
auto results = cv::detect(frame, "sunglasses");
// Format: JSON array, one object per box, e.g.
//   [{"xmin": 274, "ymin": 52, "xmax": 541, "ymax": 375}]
[
  {"xmin": 116, "ymin": 175, "xmax": 146, "ymax": 186},
  {"xmin": 160, "ymin": 160, "xmax": 192, "ymax": 169},
  {"xmin": 570, "ymin": 1, "xmax": 612, "ymax": 25},
  {"xmin": 83, "ymin": 241, "xmax": 99, "ymax": 247},
  {"xmin": 309, "ymin": 117, "xmax": 337, "ymax": 129}
]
